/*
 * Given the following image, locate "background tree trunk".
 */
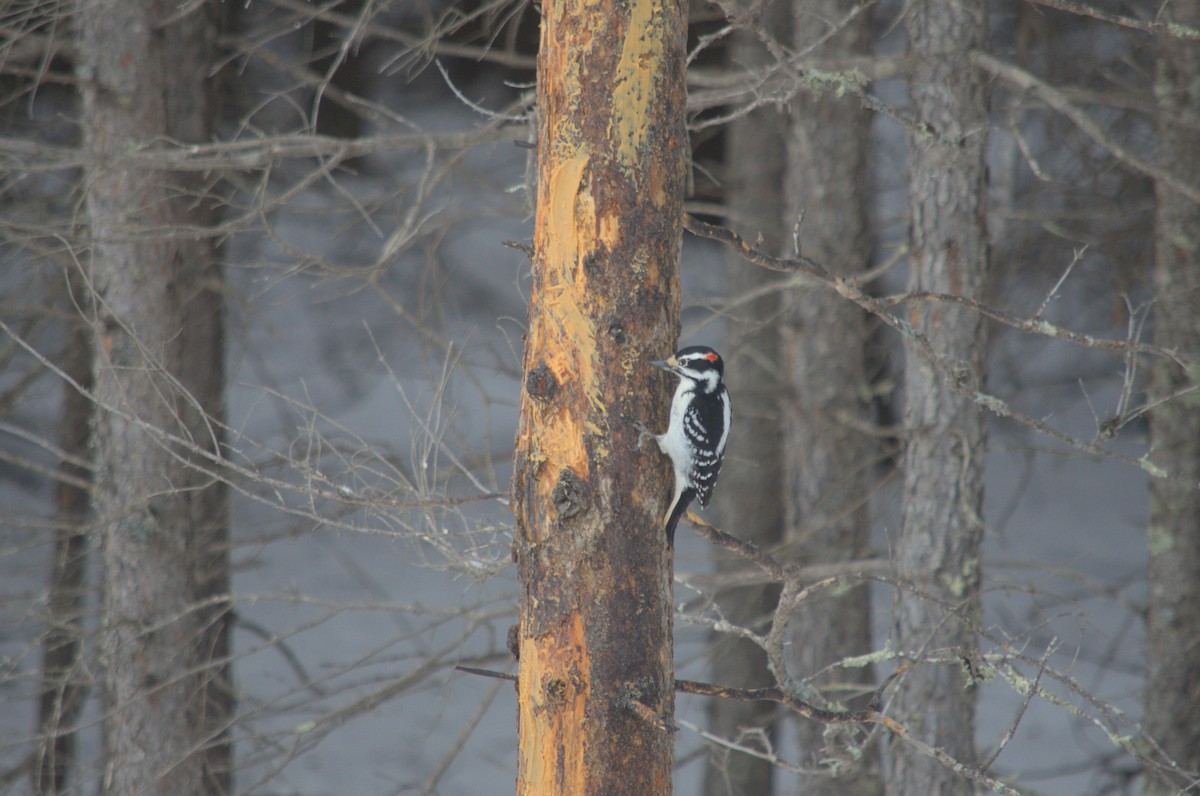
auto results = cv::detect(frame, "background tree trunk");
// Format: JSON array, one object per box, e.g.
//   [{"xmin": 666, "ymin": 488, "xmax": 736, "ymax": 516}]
[
  {"xmin": 510, "ymin": 0, "xmax": 687, "ymax": 791},
  {"xmin": 702, "ymin": 9, "xmax": 790, "ymax": 795},
  {"xmin": 781, "ymin": 0, "xmax": 880, "ymax": 793},
  {"xmin": 884, "ymin": 0, "xmax": 990, "ymax": 793},
  {"xmin": 34, "ymin": 270, "xmax": 92, "ymax": 795},
  {"xmin": 77, "ymin": 1, "xmax": 233, "ymax": 793},
  {"xmin": 1143, "ymin": 7, "xmax": 1200, "ymax": 794}
]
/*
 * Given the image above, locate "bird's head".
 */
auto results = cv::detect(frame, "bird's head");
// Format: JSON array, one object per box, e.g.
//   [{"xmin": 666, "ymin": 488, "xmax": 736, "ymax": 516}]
[{"xmin": 649, "ymin": 346, "xmax": 724, "ymax": 393}]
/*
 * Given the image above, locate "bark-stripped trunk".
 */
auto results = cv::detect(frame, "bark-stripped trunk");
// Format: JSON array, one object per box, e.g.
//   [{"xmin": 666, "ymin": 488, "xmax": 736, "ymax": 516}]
[
  {"xmin": 78, "ymin": 1, "xmax": 233, "ymax": 793},
  {"xmin": 702, "ymin": 16, "xmax": 788, "ymax": 793},
  {"xmin": 1143, "ymin": 8, "xmax": 1200, "ymax": 794},
  {"xmin": 884, "ymin": 0, "xmax": 990, "ymax": 793},
  {"xmin": 34, "ymin": 271, "xmax": 92, "ymax": 795},
  {"xmin": 782, "ymin": 1, "xmax": 879, "ymax": 792},
  {"xmin": 510, "ymin": 0, "xmax": 687, "ymax": 791}
]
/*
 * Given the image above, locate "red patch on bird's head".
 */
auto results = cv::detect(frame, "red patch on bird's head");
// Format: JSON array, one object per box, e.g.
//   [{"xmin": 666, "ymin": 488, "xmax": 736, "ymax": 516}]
[{"xmin": 704, "ymin": 352, "xmax": 718, "ymax": 362}]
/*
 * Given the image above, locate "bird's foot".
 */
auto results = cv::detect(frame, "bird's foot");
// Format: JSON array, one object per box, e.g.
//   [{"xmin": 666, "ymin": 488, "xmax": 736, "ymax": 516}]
[{"xmin": 632, "ymin": 420, "xmax": 656, "ymax": 450}]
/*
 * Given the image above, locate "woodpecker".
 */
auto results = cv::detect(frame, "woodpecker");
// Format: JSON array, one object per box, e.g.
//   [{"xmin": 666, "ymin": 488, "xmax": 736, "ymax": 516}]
[{"xmin": 638, "ymin": 345, "xmax": 731, "ymax": 546}]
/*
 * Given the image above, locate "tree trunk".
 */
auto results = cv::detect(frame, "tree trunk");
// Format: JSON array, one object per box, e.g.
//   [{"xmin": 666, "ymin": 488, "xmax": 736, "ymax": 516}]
[
  {"xmin": 1143, "ymin": 8, "xmax": 1200, "ymax": 794},
  {"xmin": 703, "ymin": 14, "xmax": 789, "ymax": 793},
  {"xmin": 77, "ymin": 1, "xmax": 233, "ymax": 793},
  {"xmin": 884, "ymin": 0, "xmax": 990, "ymax": 793},
  {"xmin": 781, "ymin": 1, "xmax": 879, "ymax": 793},
  {"xmin": 510, "ymin": 0, "xmax": 687, "ymax": 791},
  {"xmin": 34, "ymin": 270, "xmax": 92, "ymax": 795}
]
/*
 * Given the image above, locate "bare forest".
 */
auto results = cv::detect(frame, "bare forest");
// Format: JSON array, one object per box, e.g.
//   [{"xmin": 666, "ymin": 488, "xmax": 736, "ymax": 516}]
[{"xmin": 1, "ymin": 0, "xmax": 1198, "ymax": 794}]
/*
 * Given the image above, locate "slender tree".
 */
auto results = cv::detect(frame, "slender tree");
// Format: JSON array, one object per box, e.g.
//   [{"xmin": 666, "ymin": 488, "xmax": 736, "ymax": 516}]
[
  {"xmin": 703, "ymin": 8, "xmax": 790, "ymax": 793},
  {"xmin": 34, "ymin": 270, "xmax": 92, "ymax": 795},
  {"xmin": 781, "ymin": 0, "xmax": 880, "ymax": 792},
  {"xmin": 1143, "ymin": 7, "xmax": 1200, "ymax": 794},
  {"xmin": 77, "ymin": 0, "xmax": 233, "ymax": 792},
  {"xmin": 884, "ymin": 0, "xmax": 990, "ymax": 792},
  {"xmin": 509, "ymin": 0, "xmax": 687, "ymax": 790}
]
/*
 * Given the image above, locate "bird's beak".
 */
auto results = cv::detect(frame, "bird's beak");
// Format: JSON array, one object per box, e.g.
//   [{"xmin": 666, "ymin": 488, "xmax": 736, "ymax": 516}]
[{"xmin": 649, "ymin": 355, "xmax": 677, "ymax": 370}]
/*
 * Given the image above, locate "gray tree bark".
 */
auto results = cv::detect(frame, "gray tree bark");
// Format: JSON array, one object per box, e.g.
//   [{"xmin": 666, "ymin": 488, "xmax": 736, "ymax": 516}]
[
  {"xmin": 35, "ymin": 271, "xmax": 92, "ymax": 795},
  {"xmin": 1143, "ymin": 6, "xmax": 1200, "ymax": 794},
  {"xmin": 77, "ymin": 1, "xmax": 233, "ymax": 793},
  {"xmin": 703, "ymin": 10, "xmax": 789, "ymax": 793},
  {"xmin": 781, "ymin": 1, "xmax": 879, "ymax": 793},
  {"xmin": 884, "ymin": 0, "xmax": 990, "ymax": 793}
]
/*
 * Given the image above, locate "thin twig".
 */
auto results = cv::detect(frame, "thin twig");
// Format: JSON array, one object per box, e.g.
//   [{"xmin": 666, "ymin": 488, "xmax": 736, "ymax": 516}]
[
  {"xmin": 879, "ymin": 290, "xmax": 1176, "ymax": 363},
  {"xmin": 455, "ymin": 665, "xmax": 516, "ymax": 682},
  {"xmin": 1034, "ymin": 246, "xmax": 1087, "ymax": 318},
  {"xmin": 980, "ymin": 637, "xmax": 1056, "ymax": 772}
]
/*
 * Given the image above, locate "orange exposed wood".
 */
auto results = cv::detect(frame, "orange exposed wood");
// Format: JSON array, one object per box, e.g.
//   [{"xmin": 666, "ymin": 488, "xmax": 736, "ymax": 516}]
[{"xmin": 516, "ymin": 614, "xmax": 589, "ymax": 790}]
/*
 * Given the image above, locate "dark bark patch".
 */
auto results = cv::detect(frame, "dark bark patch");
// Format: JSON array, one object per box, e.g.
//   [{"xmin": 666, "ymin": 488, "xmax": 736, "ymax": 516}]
[
  {"xmin": 552, "ymin": 468, "xmax": 590, "ymax": 522},
  {"xmin": 526, "ymin": 362, "xmax": 559, "ymax": 403}
]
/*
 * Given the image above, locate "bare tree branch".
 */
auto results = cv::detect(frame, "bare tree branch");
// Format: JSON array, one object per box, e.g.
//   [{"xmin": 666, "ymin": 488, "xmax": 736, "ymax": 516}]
[
  {"xmin": 973, "ymin": 52, "xmax": 1200, "ymax": 204},
  {"xmin": 1023, "ymin": 0, "xmax": 1200, "ymax": 41},
  {"xmin": 683, "ymin": 215, "xmax": 1191, "ymax": 482}
]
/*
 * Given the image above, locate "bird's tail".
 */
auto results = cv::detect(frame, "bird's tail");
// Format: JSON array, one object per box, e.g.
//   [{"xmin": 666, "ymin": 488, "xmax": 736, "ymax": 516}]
[{"xmin": 664, "ymin": 487, "xmax": 696, "ymax": 547}]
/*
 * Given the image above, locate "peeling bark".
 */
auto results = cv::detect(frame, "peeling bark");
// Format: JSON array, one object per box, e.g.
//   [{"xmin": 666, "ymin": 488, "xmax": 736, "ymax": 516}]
[{"xmin": 511, "ymin": 0, "xmax": 687, "ymax": 791}]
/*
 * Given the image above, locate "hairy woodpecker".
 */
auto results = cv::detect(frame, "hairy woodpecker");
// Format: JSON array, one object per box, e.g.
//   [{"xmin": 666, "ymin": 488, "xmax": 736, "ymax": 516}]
[{"xmin": 640, "ymin": 345, "xmax": 731, "ymax": 546}]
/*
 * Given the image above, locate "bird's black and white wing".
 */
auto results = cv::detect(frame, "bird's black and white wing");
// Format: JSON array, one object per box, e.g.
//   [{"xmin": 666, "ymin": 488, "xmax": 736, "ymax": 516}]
[{"xmin": 685, "ymin": 385, "xmax": 731, "ymax": 509}]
